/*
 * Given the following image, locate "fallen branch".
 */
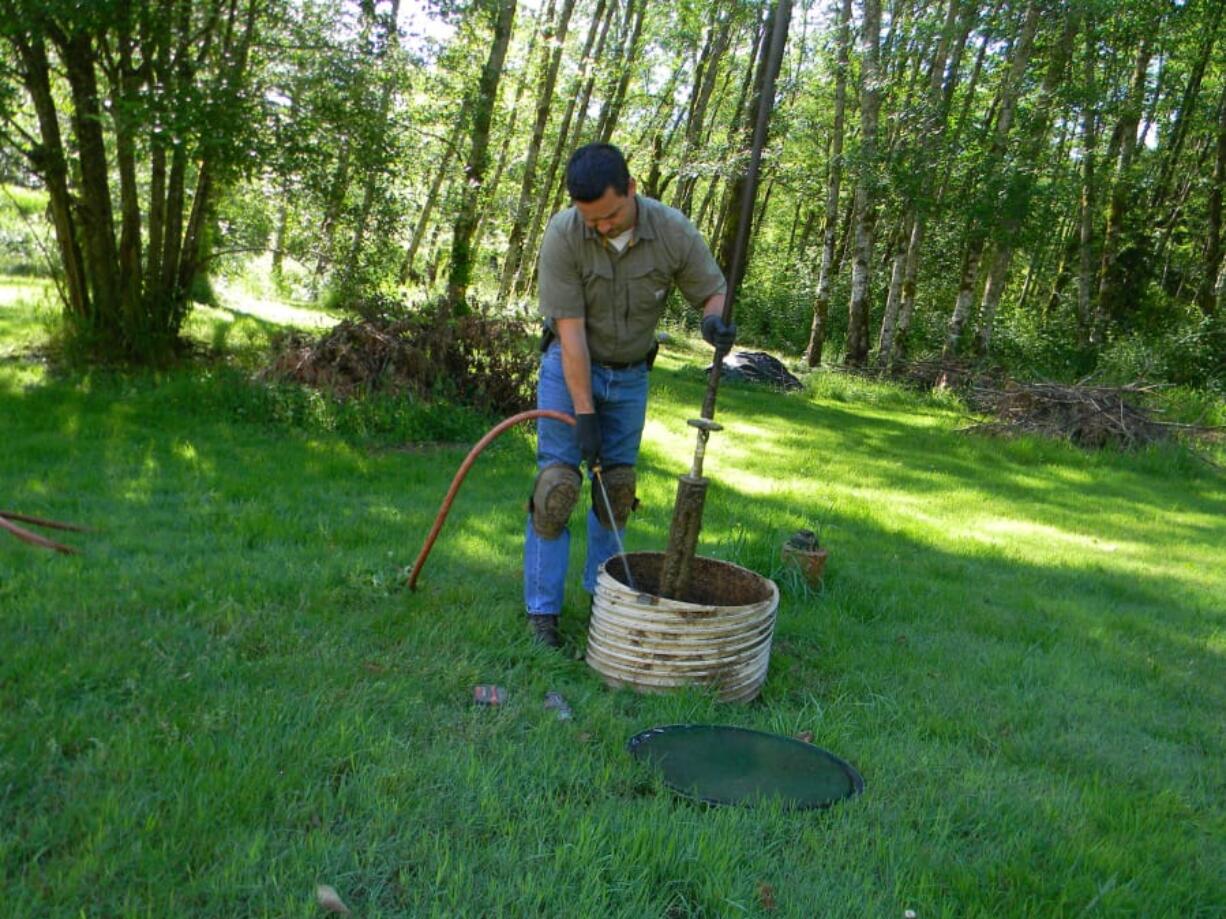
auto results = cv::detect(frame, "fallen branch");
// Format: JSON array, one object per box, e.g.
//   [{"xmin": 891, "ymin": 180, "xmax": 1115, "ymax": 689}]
[{"xmin": 0, "ymin": 510, "xmax": 88, "ymax": 554}]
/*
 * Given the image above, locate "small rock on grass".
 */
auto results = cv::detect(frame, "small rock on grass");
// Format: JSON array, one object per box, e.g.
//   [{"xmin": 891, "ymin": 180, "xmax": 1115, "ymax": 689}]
[
  {"xmin": 316, "ymin": 884, "xmax": 350, "ymax": 914},
  {"xmin": 543, "ymin": 691, "xmax": 573, "ymax": 720}
]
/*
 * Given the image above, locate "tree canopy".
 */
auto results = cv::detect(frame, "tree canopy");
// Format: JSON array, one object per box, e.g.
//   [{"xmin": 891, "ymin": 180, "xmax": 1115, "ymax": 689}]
[{"xmin": 1, "ymin": 0, "xmax": 1222, "ymax": 384}]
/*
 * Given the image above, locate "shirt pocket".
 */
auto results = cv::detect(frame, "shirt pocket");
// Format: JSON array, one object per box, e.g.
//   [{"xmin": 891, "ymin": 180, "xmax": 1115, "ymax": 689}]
[
  {"xmin": 581, "ymin": 259, "xmax": 614, "ymax": 299},
  {"xmin": 581, "ymin": 259, "xmax": 617, "ymax": 346},
  {"xmin": 624, "ymin": 262, "xmax": 671, "ymax": 339}
]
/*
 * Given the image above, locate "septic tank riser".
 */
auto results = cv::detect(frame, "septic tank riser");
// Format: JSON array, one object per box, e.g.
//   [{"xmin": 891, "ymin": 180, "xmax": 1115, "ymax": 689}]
[{"xmin": 586, "ymin": 552, "xmax": 780, "ymax": 703}]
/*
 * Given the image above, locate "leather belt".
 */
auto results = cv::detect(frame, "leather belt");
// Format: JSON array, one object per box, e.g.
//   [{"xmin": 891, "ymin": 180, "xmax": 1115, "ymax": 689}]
[
  {"xmin": 593, "ymin": 357, "xmax": 643, "ymax": 370},
  {"xmin": 542, "ymin": 327, "xmax": 659, "ymax": 371},
  {"xmin": 596, "ymin": 339, "xmax": 659, "ymax": 370}
]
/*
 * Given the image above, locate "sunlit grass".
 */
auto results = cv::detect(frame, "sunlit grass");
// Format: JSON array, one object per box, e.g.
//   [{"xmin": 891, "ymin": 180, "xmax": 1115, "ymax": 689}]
[
  {"xmin": 209, "ymin": 277, "xmax": 340, "ymax": 329},
  {"xmin": 1, "ymin": 285, "xmax": 1224, "ymax": 916}
]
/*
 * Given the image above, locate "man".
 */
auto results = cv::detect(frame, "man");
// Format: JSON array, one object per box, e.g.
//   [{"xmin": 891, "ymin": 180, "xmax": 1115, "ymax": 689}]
[{"xmin": 523, "ymin": 143, "xmax": 736, "ymax": 647}]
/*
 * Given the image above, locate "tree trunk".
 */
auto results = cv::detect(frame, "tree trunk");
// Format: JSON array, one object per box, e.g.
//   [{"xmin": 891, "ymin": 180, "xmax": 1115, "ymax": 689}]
[
  {"xmin": 516, "ymin": 0, "xmax": 611, "ymax": 297},
  {"xmin": 147, "ymin": 137, "xmax": 167, "ymax": 299},
  {"xmin": 973, "ymin": 242, "xmax": 1012, "ymax": 353},
  {"xmin": 1150, "ymin": 5, "xmax": 1221, "ymax": 214},
  {"xmin": 1094, "ymin": 29, "xmax": 1156, "ymax": 342},
  {"xmin": 596, "ymin": 0, "xmax": 646, "ymax": 143},
  {"xmin": 346, "ymin": 90, "xmax": 394, "ymax": 279},
  {"xmin": 499, "ymin": 0, "xmax": 577, "ymax": 305},
  {"xmin": 694, "ymin": 173, "xmax": 723, "ymax": 233},
  {"xmin": 705, "ymin": 6, "xmax": 769, "ymax": 246},
  {"xmin": 1198, "ymin": 84, "xmax": 1226, "ymax": 316},
  {"xmin": 673, "ymin": 6, "xmax": 735, "ymax": 215},
  {"xmin": 1016, "ymin": 246, "xmax": 1041, "ymax": 315},
  {"xmin": 889, "ymin": 218, "xmax": 926, "ymax": 366},
  {"xmin": 845, "ymin": 0, "xmax": 882, "ymax": 368},
  {"xmin": 973, "ymin": 5, "xmax": 1078, "ymax": 355},
  {"xmin": 109, "ymin": 19, "xmax": 144, "ymax": 330},
  {"xmin": 715, "ymin": 1, "xmax": 791, "ymax": 288},
  {"xmin": 1155, "ymin": 135, "xmax": 1215, "ymax": 291},
  {"xmin": 471, "ymin": 22, "xmax": 541, "ymax": 259},
  {"xmin": 313, "ymin": 140, "xmax": 350, "ymax": 280},
  {"xmin": 875, "ymin": 213, "xmax": 911, "ymax": 366},
  {"xmin": 271, "ymin": 186, "xmax": 291, "ymax": 283},
  {"xmin": 942, "ymin": 0, "xmax": 1038, "ymax": 360},
  {"xmin": 542, "ymin": 0, "xmax": 617, "ymax": 225},
  {"xmin": 882, "ymin": 0, "xmax": 973, "ymax": 368},
  {"xmin": 12, "ymin": 34, "xmax": 91, "ymax": 321},
  {"xmin": 425, "ymin": 221, "xmax": 445, "ymax": 286},
  {"xmin": 1044, "ymin": 225, "xmax": 1078, "ymax": 324},
  {"xmin": 635, "ymin": 62, "xmax": 687, "ymax": 155},
  {"xmin": 942, "ymin": 241, "xmax": 985, "ymax": 359},
  {"xmin": 1076, "ymin": 23, "xmax": 1098, "ymax": 345},
  {"xmin": 346, "ymin": 0, "xmax": 402, "ymax": 279},
  {"xmin": 175, "ymin": 161, "xmax": 213, "ymax": 328},
  {"xmin": 401, "ymin": 139, "xmax": 458, "ymax": 284},
  {"xmin": 788, "ymin": 207, "xmax": 817, "ymax": 263},
  {"xmin": 637, "ymin": 72, "xmax": 687, "ymax": 200},
  {"xmin": 447, "ymin": 0, "xmax": 517, "ymax": 308},
  {"xmin": 743, "ymin": 174, "xmax": 775, "ymax": 271},
  {"xmin": 58, "ymin": 30, "xmax": 122, "ymax": 326}
]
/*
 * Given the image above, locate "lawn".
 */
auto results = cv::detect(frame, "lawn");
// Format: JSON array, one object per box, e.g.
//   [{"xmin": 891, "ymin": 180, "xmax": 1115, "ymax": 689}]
[{"xmin": 2, "ymin": 283, "xmax": 1224, "ymax": 917}]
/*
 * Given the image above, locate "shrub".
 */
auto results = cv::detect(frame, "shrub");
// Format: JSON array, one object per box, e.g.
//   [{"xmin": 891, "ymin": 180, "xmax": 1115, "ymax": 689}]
[{"xmin": 1095, "ymin": 313, "xmax": 1226, "ymax": 393}]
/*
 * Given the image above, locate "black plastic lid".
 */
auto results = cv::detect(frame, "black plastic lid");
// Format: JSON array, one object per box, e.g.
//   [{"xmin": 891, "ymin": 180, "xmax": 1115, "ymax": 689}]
[{"xmin": 628, "ymin": 724, "xmax": 864, "ymax": 809}]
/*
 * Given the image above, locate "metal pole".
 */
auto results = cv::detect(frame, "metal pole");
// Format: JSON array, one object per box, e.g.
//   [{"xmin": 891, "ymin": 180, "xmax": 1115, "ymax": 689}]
[{"xmin": 658, "ymin": 0, "xmax": 793, "ymax": 600}]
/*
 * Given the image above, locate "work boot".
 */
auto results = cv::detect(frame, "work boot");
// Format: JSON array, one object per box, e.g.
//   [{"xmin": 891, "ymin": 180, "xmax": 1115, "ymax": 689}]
[{"xmin": 527, "ymin": 614, "xmax": 560, "ymax": 648}]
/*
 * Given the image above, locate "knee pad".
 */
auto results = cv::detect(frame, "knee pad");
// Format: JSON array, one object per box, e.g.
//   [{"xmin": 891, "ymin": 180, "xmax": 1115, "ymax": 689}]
[
  {"xmin": 592, "ymin": 464, "xmax": 639, "ymax": 530},
  {"xmin": 529, "ymin": 464, "xmax": 581, "ymax": 539}
]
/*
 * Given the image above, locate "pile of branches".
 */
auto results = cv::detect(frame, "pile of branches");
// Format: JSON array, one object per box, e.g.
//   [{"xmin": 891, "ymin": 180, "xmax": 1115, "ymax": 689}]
[
  {"xmin": 831, "ymin": 357, "xmax": 1007, "ymax": 394},
  {"xmin": 964, "ymin": 381, "xmax": 1212, "ymax": 449},
  {"xmin": 884, "ymin": 358, "xmax": 1006, "ymax": 392},
  {"xmin": 263, "ymin": 297, "xmax": 538, "ymax": 416}
]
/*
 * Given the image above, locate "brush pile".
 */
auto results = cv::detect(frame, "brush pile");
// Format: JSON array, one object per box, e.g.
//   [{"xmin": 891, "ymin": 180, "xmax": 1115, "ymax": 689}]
[
  {"xmin": 891, "ymin": 358, "xmax": 972, "ymax": 390},
  {"xmin": 965, "ymin": 382, "xmax": 1210, "ymax": 448},
  {"xmin": 263, "ymin": 298, "xmax": 538, "ymax": 415}
]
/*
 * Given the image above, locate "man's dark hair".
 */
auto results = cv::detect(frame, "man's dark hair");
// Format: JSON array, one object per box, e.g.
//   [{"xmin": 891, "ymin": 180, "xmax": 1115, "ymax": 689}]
[{"xmin": 565, "ymin": 143, "xmax": 630, "ymax": 202}]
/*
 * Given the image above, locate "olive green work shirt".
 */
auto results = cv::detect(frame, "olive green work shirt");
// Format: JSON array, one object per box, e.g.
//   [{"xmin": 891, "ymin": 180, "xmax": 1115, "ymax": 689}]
[{"xmin": 537, "ymin": 195, "xmax": 727, "ymax": 365}]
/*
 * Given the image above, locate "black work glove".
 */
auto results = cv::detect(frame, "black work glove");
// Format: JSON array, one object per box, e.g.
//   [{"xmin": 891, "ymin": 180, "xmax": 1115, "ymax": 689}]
[
  {"xmin": 576, "ymin": 413, "xmax": 602, "ymax": 469},
  {"xmin": 701, "ymin": 314, "xmax": 737, "ymax": 352}
]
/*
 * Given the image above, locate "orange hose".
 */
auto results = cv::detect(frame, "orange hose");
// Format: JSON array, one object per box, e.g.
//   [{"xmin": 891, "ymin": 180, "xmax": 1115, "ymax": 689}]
[{"xmin": 407, "ymin": 409, "xmax": 576, "ymax": 590}]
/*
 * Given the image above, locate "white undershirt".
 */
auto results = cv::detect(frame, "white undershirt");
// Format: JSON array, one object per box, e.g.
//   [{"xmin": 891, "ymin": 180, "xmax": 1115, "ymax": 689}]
[{"xmin": 607, "ymin": 228, "xmax": 633, "ymax": 252}]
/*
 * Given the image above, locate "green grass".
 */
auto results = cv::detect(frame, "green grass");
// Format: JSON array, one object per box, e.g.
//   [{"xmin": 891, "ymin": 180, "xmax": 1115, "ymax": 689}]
[{"xmin": 2, "ymin": 281, "xmax": 1224, "ymax": 917}]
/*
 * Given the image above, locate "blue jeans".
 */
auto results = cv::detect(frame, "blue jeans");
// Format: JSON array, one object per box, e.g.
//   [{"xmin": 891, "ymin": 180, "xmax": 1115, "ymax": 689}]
[{"xmin": 524, "ymin": 343, "xmax": 649, "ymax": 616}]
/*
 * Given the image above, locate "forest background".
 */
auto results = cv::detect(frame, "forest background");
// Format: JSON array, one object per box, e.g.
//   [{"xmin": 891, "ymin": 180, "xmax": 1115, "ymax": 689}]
[{"xmin": 1, "ymin": 0, "xmax": 1224, "ymax": 387}]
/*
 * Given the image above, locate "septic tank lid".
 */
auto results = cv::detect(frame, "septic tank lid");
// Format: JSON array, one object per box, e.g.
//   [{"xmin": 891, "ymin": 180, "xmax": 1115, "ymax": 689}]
[{"xmin": 628, "ymin": 724, "xmax": 864, "ymax": 809}]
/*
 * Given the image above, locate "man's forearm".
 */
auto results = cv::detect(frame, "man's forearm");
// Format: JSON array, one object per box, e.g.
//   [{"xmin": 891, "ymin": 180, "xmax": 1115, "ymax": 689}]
[
  {"xmin": 562, "ymin": 346, "xmax": 594, "ymax": 414},
  {"xmin": 703, "ymin": 292, "xmax": 726, "ymax": 319},
  {"xmin": 555, "ymin": 318, "xmax": 594, "ymax": 414}
]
